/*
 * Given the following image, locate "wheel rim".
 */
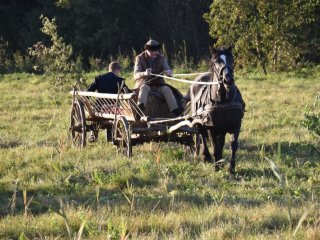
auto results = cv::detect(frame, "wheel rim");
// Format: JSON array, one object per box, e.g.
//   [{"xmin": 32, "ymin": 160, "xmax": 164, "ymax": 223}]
[
  {"xmin": 70, "ymin": 101, "xmax": 86, "ymax": 147},
  {"xmin": 113, "ymin": 116, "xmax": 132, "ymax": 157}
]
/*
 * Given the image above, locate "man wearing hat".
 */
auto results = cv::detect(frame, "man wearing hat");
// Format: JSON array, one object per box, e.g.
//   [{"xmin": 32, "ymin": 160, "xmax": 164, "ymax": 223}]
[{"xmin": 133, "ymin": 39, "xmax": 182, "ymax": 116}]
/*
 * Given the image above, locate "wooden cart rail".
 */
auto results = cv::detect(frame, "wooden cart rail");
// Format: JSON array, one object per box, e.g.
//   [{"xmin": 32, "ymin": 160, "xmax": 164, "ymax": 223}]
[{"xmin": 70, "ymin": 90, "xmax": 145, "ymax": 122}]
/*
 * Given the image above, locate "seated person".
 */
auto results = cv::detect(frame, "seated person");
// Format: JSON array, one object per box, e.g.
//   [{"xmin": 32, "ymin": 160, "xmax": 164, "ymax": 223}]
[
  {"xmin": 133, "ymin": 39, "xmax": 183, "ymax": 117},
  {"xmin": 88, "ymin": 61, "xmax": 130, "ymax": 94},
  {"xmin": 87, "ymin": 61, "xmax": 129, "ymax": 142}
]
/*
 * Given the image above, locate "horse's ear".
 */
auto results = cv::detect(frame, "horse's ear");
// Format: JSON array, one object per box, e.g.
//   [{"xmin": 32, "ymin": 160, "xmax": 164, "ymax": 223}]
[{"xmin": 227, "ymin": 45, "xmax": 233, "ymax": 53}]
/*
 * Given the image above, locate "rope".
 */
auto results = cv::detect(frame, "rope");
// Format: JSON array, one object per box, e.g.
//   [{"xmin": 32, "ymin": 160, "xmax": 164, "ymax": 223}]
[
  {"xmin": 173, "ymin": 72, "xmax": 211, "ymax": 76},
  {"xmin": 149, "ymin": 73, "xmax": 219, "ymax": 85}
]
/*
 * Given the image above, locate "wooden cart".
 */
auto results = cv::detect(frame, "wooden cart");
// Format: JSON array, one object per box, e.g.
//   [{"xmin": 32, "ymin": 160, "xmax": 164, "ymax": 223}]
[{"xmin": 69, "ymin": 88, "xmax": 201, "ymax": 157}]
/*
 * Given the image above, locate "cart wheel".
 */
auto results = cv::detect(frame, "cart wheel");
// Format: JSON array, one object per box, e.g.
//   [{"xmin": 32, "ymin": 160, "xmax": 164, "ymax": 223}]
[
  {"xmin": 112, "ymin": 116, "xmax": 132, "ymax": 157},
  {"xmin": 70, "ymin": 100, "xmax": 87, "ymax": 147},
  {"xmin": 185, "ymin": 132, "xmax": 204, "ymax": 157}
]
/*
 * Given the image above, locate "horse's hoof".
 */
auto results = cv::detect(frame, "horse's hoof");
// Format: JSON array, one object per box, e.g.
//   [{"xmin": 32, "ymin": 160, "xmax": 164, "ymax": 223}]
[
  {"xmin": 229, "ymin": 168, "xmax": 235, "ymax": 175},
  {"xmin": 201, "ymin": 154, "xmax": 212, "ymax": 163}
]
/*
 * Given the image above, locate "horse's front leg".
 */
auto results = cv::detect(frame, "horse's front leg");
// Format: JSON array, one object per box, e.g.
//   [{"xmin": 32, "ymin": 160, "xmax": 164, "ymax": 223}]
[
  {"xmin": 212, "ymin": 133, "xmax": 226, "ymax": 171},
  {"xmin": 198, "ymin": 126, "xmax": 212, "ymax": 163},
  {"xmin": 229, "ymin": 128, "xmax": 240, "ymax": 174},
  {"xmin": 210, "ymin": 130, "xmax": 226, "ymax": 171}
]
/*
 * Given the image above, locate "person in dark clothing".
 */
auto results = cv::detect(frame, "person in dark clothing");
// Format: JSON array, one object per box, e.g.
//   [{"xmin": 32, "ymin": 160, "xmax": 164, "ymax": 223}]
[
  {"xmin": 87, "ymin": 61, "xmax": 130, "ymax": 142},
  {"xmin": 88, "ymin": 61, "xmax": 129, "ymax": 93}
]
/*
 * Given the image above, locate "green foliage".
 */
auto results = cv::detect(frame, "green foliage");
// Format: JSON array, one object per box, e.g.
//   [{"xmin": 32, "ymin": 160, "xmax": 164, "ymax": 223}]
[
  {"xmin": 204, "ymin": 0, "xmax": 320, "ymax": 73},
  {"xmin": 302, "ymin": 92, "xmax": 320, "ymax": 150},
  {"xmin": 0, "ymin": 38, "xmax": 33, "ymax": 73},
  {"xmin": 18, "ymin": 232, "xmax": 28, "ymax": 240},
  {"xmin": 115, "ymin": 50, "xmax": 133, "ymax": 72},
  {"xmin": 0, "ymin": 0, "xmax": 212, "ymax": 70},
  {"xmin": 12, "ymin": 51, "xmax": 33, "ymax": 73},
  {"xmin": 1, "ymin": 0, "xmax": 319, "ymax": 73},
  {"xmin": 28, "ymin": 41, "xmax": 48, "ymax": 74},
  {"xmin": 55, "ymin": 0, "xmax": 71, "ymax": 9},
  {"xmin": 88, "ymin": 56, "xmax": 105, "ymax": 72},
  {"xmin": 303, "ymin": 113, "xmax": 320, "ymax": 139},
  {"xmin": 171, "ymin": 40, "xmax": 194, "ymax": 71},
  {"xmin": 88, "ymin": 52, "xmax": 133, "ymax": 73},
  {"xmin": 0, "ymin": 38, "xmax": 13, "ymax": 73},
  {"xmin": 28, "ymin": 15, "xmax": 82, "ymax": 89}
]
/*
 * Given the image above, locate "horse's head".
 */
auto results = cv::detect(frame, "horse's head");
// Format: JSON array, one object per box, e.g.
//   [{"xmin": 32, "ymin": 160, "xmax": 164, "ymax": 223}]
[
  {"xmin": 209, "ymin": 46, "xmax": 235, "ymax": 102},
  {"xmin": 210, "ymin": 46, "xmax": 234, "ymax": 84}
]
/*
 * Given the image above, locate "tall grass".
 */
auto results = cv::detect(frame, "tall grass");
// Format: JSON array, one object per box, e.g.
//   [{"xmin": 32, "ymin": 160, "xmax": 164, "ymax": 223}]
[{"xmin": 0, "ymin": 68, "xmax": 319, "ymax": 239}]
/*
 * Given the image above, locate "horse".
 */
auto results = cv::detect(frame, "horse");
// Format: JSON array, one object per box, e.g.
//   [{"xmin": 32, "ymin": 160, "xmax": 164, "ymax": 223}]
[{"xmin": 189, "ymin": 46, "xmax": 245, "ymax": 174}]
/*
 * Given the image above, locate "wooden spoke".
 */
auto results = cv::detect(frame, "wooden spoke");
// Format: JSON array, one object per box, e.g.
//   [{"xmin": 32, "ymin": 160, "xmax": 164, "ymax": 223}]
[
  {"xmin": 70, "ymin": 100, "xmax": 87, "ymax": 148},
  {"xmin": 112, "ymin": 116, "xmax": 132, "ymax": 157}
]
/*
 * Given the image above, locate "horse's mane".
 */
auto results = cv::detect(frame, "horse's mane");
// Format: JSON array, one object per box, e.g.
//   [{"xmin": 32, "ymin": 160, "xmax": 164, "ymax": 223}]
[{"xmin": 189, "ymin": 72, "xmax": 214, "ymax": 116}]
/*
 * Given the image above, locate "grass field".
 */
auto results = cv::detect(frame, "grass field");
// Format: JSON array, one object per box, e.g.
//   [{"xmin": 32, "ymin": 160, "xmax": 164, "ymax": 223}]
[{"xmin": 0, "ymin": 67, "xmax": 320, "ymax": 239}]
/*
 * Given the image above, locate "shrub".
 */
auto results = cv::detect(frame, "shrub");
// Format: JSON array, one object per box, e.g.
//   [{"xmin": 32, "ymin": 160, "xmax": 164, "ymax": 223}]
[
  {"xmin": 0, "ymin": 39, "xmax": 34, "ymax": 73},
  {"xmin": 117, "ymin": 53, "xmax": 132, "ymax": 72},
  {"xmin": 88, "ymin": 56, "xmax": 105, "ymax": 71},
  {"xmin": 28, "ymin": 41, "xmax": 48, "ymax": 74},
  {"xmin": 302, "ymin": 92, "xmax": 320, "ymax": 151},
  {"xmin": 28, "ymin": 15, "xmax": 82, "ymax": 89},
  {"xmin": 0, "ymin": 38, "xmax": 13, "ymax": 73},
  {"xmin": 12, "ymin": 51, "xmax": 33, "ymax": 73}
]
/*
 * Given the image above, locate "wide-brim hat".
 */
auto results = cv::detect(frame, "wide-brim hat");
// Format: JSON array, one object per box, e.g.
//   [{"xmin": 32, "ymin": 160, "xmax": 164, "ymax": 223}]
[{"xmin": 144, "ymin": 39, "xmax": 161, "ymax": 51}]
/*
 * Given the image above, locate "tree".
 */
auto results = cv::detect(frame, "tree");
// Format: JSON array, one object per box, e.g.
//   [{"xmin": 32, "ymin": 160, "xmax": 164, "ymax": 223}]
[
  {"xmin": 0, "ymin": 0, "xmax": 212, "ymax": 70},
  {"xmin": 29, "ymin": 15, "xmax": 82, "ymax": 88},
  {"xmin": 204, "ymin": 0, "xmax": 320, "ymax": 73}
]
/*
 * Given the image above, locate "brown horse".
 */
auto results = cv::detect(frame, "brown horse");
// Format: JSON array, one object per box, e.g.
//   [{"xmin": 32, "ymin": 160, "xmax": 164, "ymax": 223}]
[{"xmin": 189, "ymin": 47, "xmax": 245, "ymax": 174}]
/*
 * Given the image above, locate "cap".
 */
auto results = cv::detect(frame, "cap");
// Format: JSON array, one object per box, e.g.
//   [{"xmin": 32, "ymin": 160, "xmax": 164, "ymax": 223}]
[{"xmin": 144, "ymin": 39, "xmax": 161, "ymax": 51}]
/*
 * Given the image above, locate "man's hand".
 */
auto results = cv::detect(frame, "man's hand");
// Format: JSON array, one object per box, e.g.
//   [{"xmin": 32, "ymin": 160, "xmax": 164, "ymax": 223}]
[
  {"xmin": 165, "ymin": 69, "xmax": 173, "ymax": 77},
  {"xmin": 144, "ymin": 68, "xmax": 152, "ymax": 76}
]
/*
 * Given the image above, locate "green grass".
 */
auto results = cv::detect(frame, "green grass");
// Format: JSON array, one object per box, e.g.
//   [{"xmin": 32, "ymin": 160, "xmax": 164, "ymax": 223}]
[{"xmin": 0, "ymin": 68, "xmax": 320, "ymax": 239}]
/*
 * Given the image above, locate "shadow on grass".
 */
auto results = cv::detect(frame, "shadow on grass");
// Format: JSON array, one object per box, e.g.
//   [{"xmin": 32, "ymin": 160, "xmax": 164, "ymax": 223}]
[
  {"xmin": 1, "ymin": 140, "xmax": 318, "ymax": 220},
  {"xmin": 223, "ymin": 196, "xmax": 264, "ymax": 208},
  {"xmin": 0, "ymin": 167, "xmax": 160, "ymax": 217},
  {"xmin": 0, "ymin": 184, "xmax": 123, "ymax": 217},
  {"xmin": 239, "ymin": 140, "xmax": 318, "ymax": 162},
  {"xmin": 235, "ymin": 167, "xmax": 275, "ymax": 179},
  {"xmin": 266, "ymin": 141, "xmax": 318, "ymax": 155},
  {"xmin": 0, "ymin": 140, "xmax": 23, "ymax": 149}
]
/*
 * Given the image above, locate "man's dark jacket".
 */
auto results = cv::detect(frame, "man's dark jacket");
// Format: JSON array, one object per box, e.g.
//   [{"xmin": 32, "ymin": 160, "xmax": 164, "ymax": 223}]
[{"xmin": 87, "ymin": 72, "xmax": 128, "ymax": 93}]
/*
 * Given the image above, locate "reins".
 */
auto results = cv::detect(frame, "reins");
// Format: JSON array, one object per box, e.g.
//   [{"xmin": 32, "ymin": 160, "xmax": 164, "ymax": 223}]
[
  {"xmin": 173, "ymin": 72, "xmax": 211, "ymax": 76},
  {"xmin": 149, "ymin": 73, "xmax": 219, "ymax": 85}
]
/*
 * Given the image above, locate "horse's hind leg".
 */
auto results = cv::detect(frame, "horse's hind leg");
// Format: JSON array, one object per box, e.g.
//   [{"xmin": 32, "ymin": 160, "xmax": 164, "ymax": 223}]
[{"xmin": 229, "ymin": 129, "xmax": 240, "ymax": 174}]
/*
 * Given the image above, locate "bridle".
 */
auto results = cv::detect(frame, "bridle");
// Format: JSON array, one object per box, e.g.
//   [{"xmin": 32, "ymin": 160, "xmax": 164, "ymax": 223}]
[
  {"xmin": 211, "ymin": 54, "xmax": 234, "ymax": 85},
  {"xmin": 210, "ymin": 52, "xmax": 236, "ymax": 103}
]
